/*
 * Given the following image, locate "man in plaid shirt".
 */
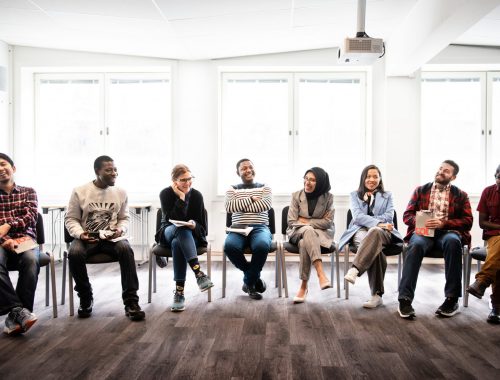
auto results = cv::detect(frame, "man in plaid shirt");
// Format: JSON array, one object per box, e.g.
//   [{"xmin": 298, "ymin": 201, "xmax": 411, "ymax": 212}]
[
  {"xmin": 0, "ymin": 153, "xmax": 39, "ymax": 335},
  {"xmin": 398, "ymin": 160, "xmax": 473, "ymax": 319}
]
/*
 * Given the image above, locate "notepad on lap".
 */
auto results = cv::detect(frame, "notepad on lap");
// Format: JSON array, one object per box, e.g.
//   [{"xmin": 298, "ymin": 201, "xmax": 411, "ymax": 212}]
[{"xmin": 13, "ymin": 236, "xmax": 38, "ymax": 254}]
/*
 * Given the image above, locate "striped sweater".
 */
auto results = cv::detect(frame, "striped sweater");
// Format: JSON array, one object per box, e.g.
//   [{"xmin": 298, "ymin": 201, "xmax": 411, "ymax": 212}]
[{"xmin": 225, "ymin": 182, "xmax": 272, "ymax": 225}]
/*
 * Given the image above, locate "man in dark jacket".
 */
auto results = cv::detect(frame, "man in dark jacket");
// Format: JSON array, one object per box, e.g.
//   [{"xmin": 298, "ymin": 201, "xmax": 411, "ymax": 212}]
[{"xmin": 398, "ymin": 160, "xmax": 472, "ymax": 319}]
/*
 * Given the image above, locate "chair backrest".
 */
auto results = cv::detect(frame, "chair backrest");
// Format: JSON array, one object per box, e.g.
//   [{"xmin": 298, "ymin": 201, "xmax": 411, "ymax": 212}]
[
  {"xmin": 346, "ymin": 209, "xmax": 399, "ymax": 230},
  {"xmin": 281, "ymin": 206, "xmax": 289, "ymax": 235},
  {"xmin": 226, "ymin": 207, "xmax": 275, "ymax": 234},
  {"xmin": 36, "ymin": 212, "xmax": 45, "ymax": 245}
]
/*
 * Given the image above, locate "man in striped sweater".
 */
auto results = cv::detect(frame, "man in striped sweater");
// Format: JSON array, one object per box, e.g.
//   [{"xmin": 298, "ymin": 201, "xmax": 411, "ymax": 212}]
[{"xmin": 224, "ymin": 158, "xmax": 272, "ymax": 300}]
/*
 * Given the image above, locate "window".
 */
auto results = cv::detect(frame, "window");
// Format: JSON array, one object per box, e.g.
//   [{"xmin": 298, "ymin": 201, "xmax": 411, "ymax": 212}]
[
  {"xmin": 421, "ymin": 72, "xmax": 500, "ymax": 194},
  {"xmin": 34, "ymin": 73, "xmax": 171, "ymax": 202},
  {"xmin": 219, "ymin": 71, "xmax": 368, "ymax": 194}
]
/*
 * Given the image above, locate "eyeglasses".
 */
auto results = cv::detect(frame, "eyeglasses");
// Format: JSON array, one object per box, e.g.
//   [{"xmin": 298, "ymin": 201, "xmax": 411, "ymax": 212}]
[
  {"xmin": 303, "ymin": 177, "xmax": 316, "ymax": 183},
  {"xmin": 177, "ymin": 176, "xmax": 194, "ymax": 183},
  {"xmin": 495, "ymin": 173, "xmax": 500, "ymax": 179}
]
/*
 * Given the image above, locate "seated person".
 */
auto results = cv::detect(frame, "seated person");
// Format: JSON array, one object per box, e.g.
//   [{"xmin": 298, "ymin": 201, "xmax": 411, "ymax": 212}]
[
  {"xmin": 398, "ymin": 160, "xmax": 472, "ymax": 319},
  {"xmin": 287, "ymin": 167, "xmax": 334, "ymax": 303},
  {"xmin": 340, "ymin": 165, "xmax": 402, "ymax": 309},
  {"xmin": 65, "ymin": 155, "xmax": 145, "ymax": 321},
  {"xmin": 156, "ymin": 164, "xmax": 213, "ymax": 312},
  {"xmin": 223, "ymin": 158, "xmax": 272, "ymax": 300},
  {"xmin": 0, "ymin": 153, "xmax": 39, "ymax": 335},
  {"xmin": 467, "ymin": 164, "xmax": 500, "ymax": 324}
]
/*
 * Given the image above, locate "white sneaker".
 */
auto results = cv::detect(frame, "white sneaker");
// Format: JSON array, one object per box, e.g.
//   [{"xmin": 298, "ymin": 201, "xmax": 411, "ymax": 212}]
[
  {"xmin": 344, "ymin": 267, "xmax": 359, "ymax": 284},
  {"xmin": 363, "ymin": 294, "xmax": 383, "ymax": 309}
]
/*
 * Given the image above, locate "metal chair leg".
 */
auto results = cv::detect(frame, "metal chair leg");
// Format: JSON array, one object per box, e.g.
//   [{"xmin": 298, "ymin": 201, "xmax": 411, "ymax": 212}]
[
  {"xmin": 69, "ymin": 272, "xmax": 74, "ymax": 316},
  {"xmin": 281, "ymin": 243, "xmax": 288, "ymax": 298},
  {"xmin": 148, "ymin": 248, "xmax": 153, "ymax": 303},
  {"xmin": 61, "ymin": 251, "xmax": 67, "ymax": 305},
  {"xmin": 222, "ymin": 251, "xmax": 226, "ymax": 298},
  {"xmin": 50, "ymin": 254, "xmax": 58, "ymax": 318},
  {"xmin": 344, "ymin": 245, "xmax": 349, "ymax": 299},
  {"xmin": 207, "ymin": 243, "xmax": 212, "ymax": 302},
  {"xmin": 336, "ymin": 247, "xmax": 340, "ymax": 298}
]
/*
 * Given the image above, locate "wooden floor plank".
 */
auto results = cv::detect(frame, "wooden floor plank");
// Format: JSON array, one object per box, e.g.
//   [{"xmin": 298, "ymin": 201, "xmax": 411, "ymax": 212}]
[{"xmin": 1, "ymin": 261, "xmax": 500, "ymax": 379}]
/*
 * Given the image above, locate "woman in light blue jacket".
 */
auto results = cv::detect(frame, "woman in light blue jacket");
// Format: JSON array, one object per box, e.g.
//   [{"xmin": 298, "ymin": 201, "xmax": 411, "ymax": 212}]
[{"xmin": 339, "ymin": 165, "xmax": 402, "ymax": 308}]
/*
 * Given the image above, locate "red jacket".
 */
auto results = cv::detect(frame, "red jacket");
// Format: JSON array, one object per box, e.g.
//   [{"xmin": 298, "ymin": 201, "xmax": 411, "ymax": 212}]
[{"xmin": 403, "ymin": 182, "xmax": 473, "ymax": 246}]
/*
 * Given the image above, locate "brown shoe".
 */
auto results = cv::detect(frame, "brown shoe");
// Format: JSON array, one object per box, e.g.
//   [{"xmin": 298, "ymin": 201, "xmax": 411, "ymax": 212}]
[{"xmin": 466, "ymin": 280, "xmax": 487, "ymax": 299}]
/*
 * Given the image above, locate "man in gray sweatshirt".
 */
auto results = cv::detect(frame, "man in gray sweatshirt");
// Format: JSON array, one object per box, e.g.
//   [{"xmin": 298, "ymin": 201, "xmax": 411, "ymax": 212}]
[{"xmin": 65, "ymin": 155, "xmax": 145, "ymax": 321}]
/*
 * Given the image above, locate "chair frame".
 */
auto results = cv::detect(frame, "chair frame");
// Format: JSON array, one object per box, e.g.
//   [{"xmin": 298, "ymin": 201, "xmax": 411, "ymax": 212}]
[
  {"xmin": 6, "ymin": 212, "xmax": 57, "ymax": 317},
  {"xmin": 463, "ymin": 245, "xmax": 487, "ymax": 308},
  {"xmin": 61, "ymin": 226, "xmax": 121, "ymax": 316},
  {"xmin": 343, "ymin": 209, "xmax": 403, "ymax": 299},
  {"xmin": 222, "ymin": 208, "xmax": 283, "ymax": 298},
  {"xmin": 280, "ymin": 205, "xmax": 340, "ymax": 299},
  {"xmin": 148, "ymin": 208, "xmax": 212, "ymax": 303}
]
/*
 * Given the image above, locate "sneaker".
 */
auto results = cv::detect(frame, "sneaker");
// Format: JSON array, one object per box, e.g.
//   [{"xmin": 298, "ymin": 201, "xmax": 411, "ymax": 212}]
[
  {"xmin": 242, "ymin": 283, "xmax": 263, "ymax": 300},
  {"xmin": 255, "ymin": 278, "xmax": 267, "ymax": 294},
  {"xmin": 398, "ymin": 299, "xmax": 416, "ymax": 319},
  {"xmin": 4, "ymin": 307, "xmax": 37, "ymax": 335},
  {"xmin": 487, "ymin": 306, "xmax": 500, "ymax": 324},
  {"xmin": 436, "ymin": 297, "xmax": 459, "ymax": 317},
  {"xmin": 171, "ymin": 292, "xmax": 185, "ymax": 312},
  {"xmin": 124, "ymin": 302, "xmax": 146, "ymax": 321},
  {"xmin": 78, "ymin": 298, "xmax": 93, "ymax": 318},
  {"xmin": 344, "ymin": 267, "xmax": 359, "ymax": 285},
  {"xmin": 196, "ymin": 273, "xmax": 214, "ymax": 292},
  {"xmin": 466, "ymin": 280, "xmax": 487, "ymax": 299},
  {"xmin": 363, "ymin": 294, "xmax": 383, "ymax": 309}
]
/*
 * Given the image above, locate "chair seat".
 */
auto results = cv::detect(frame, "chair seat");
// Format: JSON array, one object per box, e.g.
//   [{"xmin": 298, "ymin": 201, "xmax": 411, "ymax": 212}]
[
  {"xmin": 241, "ymin": 241, "xmax": 277, "ymax": 255},
  {"xmin": 283, "ymin": 241, "xmax": 335, "ymax": 254},
  {"xmin": 7, "ymin": 251, "xmax": 50, "ymax": 270},
  {"xmin": 86, "ymin": 253, "xmax": 119, "ymax": 264},
  {"xmin": 471, "ymin": 247, "xmax": 487, "ymax": 261},
  {"xmin": 152, "ymin": 243, "xmax": 207, "ymax": 257},
  {"xmin": 348, "ymin": 242, "xmax": 402, "ymax": 257}
]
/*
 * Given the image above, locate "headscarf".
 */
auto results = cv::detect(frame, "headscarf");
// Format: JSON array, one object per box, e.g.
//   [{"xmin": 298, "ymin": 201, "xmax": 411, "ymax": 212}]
[{"xmin": 303, "ymin": 167, "xmax": 331, "ymax": 216}]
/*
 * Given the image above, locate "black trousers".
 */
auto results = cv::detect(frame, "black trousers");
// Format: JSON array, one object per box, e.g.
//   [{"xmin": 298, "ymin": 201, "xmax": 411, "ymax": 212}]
[{"xmin": 68, "ymin": 239, "xmax": 139, "ymax": 305}]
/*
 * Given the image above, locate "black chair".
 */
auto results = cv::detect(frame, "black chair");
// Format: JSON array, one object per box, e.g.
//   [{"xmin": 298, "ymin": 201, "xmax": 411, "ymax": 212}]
[
  {"xmin": 463, "ymin": 246, "xmax": 487, "ymax": 307},
  {"xmin": 7, "ymin": 212, "xmax": 57, "ymax": 317},
  {"xmin": 148, "ymin": 208, "xmax": 212, "ymax": 303},
  {"xmin": 400, "ymin": 229, "xmax": 469, "ymax": 304},
  {"xmin": 280, "ymin": 205, "xmax": 339, "ymax": 298},
  {"xmin": 344, "ymin": 209, "xmax": 403, "ymax": 299},
  {"xmin": 62, "ymin": 226, "xmax": 120, "ymax": 316},
  {"xmin": 223, "ymin": 208, "xmax": 283, "ymax": 298}
]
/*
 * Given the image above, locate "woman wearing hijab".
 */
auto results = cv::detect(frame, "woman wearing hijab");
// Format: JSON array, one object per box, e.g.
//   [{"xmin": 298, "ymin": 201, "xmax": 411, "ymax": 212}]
[
  {"xmin": 286, "ymin": 167, "xmax": 335, "ymax": 303},
  {"xmin": 339, "ymin": 164, "xmax": 403, "ymax": 309}
]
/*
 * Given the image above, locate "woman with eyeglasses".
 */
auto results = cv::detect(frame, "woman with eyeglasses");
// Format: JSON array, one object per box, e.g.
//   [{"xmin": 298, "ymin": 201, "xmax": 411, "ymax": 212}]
[
  {"xmin": 155, "ymin": 164, "xmax": 213, "ymax": 312},
  {"xmin": 287, "ymin": 167, "xmax": 334, "ymax": 303},
  {"xmin": 339, "ymin": 164, "xmax": 402, "ymax": 309}
]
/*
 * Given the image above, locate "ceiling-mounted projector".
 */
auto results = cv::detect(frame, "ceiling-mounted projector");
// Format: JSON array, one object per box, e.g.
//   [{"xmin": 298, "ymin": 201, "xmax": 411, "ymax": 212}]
[
  {"xmin": 338, "ymin": 37, "xmax": 384, "ymax": 64},
  {"xmin": 338, "ymin": 0, "xmax": 384, "ymax": 65}
]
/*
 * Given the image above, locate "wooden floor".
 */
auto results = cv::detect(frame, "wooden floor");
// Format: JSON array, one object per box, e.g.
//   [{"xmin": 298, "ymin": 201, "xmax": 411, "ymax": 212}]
[{"xmin": 1, "ymin": 260, "xmax": 499, "ymax": 380}]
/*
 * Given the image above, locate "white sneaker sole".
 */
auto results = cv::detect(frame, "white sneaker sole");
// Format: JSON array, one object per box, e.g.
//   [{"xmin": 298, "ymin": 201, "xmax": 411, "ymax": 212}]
[{"xmin": 398, "ymin": 306, "xmax": 415, "ymax": 318}]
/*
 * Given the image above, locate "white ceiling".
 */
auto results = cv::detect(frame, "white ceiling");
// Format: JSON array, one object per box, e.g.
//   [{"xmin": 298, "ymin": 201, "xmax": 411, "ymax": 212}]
[{"xmin": 0, "ymin": 0, "xmax": 500, "ymax": 63}]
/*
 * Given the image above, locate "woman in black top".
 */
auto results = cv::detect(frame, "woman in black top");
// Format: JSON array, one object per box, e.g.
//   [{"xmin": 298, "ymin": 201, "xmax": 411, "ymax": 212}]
[{"xmin": 156, "ymin": 164, "xmax": 213, "ymax": 312}]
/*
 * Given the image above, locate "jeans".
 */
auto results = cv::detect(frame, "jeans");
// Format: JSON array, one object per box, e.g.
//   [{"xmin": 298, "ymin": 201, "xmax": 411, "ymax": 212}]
[
  {"xmin": 398, "ymin": 231, "xmax": 463, "ymax": 301},
  {"xmin": 224, "ymin": 224, "xmax": 272, "ymax": 286},
  {"xmin": 0, "ymin": 246, "xmax": 40, "ymax": 315},
  {"xmin": 163, "ymin": 225, "xmax": 199, "ymax": 282},
  {"xmin": 68, "ymin": 239, "xmax": 139, "ymax": 305}
]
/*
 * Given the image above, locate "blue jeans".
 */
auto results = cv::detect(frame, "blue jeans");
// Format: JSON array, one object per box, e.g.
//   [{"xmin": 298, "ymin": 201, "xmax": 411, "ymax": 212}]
[
  {"xmin": 163, "ymin": 225, "xmax": 198, "ymax": 282},
  {"xmin": 0, "ymin": 246, "xmax": 40, "ymax": 315},
  {"xmin": 223, "ymin": 224, "xmax": 272, "ymax": 286},
  {"xmin": 398, "ymin": 231, "xmax": 463, "ymax": 301}
]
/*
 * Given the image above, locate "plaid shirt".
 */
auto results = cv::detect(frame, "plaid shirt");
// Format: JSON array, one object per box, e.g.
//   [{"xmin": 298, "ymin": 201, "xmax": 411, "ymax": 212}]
[
  {"xmin": 0, "ymin": 184, "xmax": 38, "ymax": 241},
  {"xmin": 403, "ymin": 182, "xmax": 472, "ymax": 246}
]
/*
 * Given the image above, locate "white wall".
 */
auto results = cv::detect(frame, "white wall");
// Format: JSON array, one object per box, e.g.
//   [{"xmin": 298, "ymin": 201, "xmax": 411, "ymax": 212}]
[
  {"xmin": 0, "ymin": 40, "xmax": 10, "ymax": 153},
  {"xmin": 11, "ymin": 44, "xmax": 498, "ymax": 249}
]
